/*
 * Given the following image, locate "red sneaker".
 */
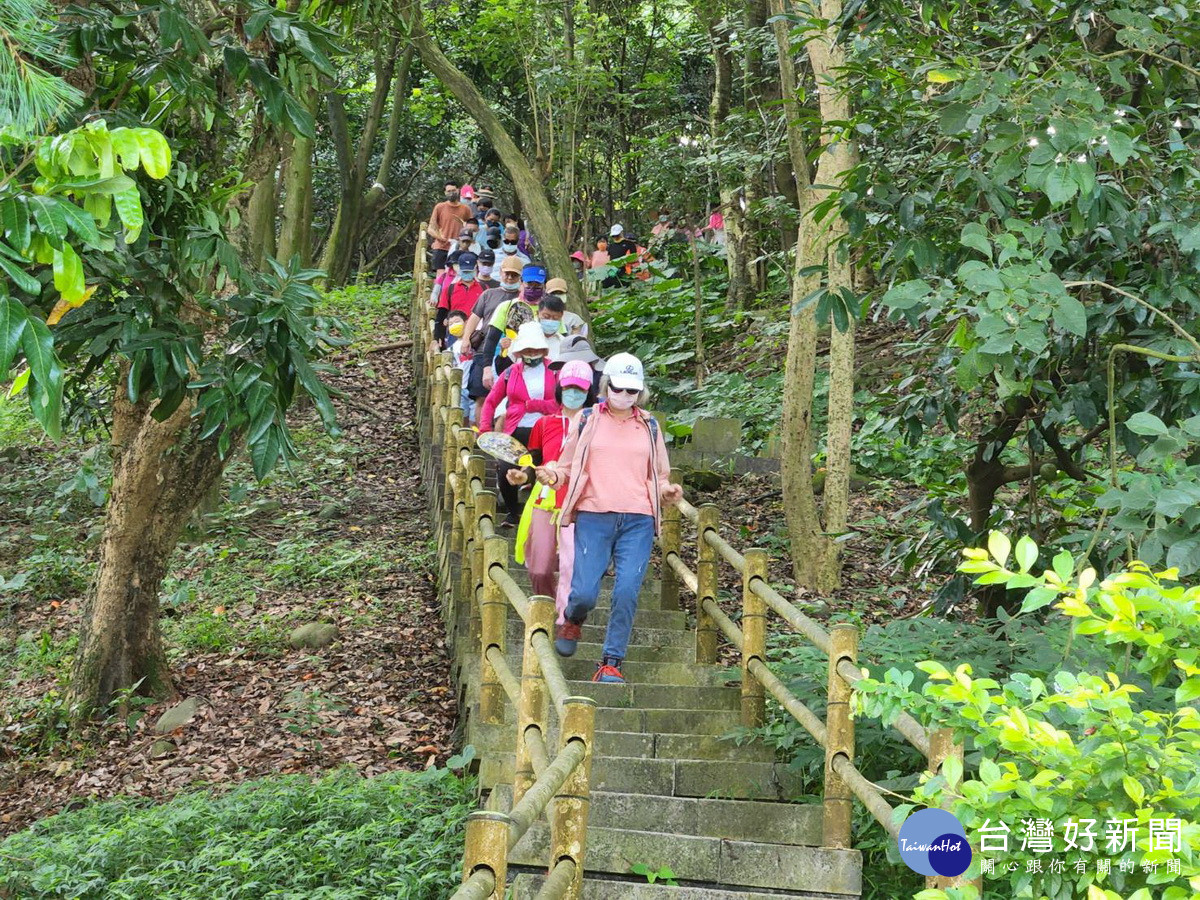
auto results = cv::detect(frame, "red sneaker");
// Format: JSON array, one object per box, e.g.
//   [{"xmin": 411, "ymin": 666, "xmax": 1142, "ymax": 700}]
[
  {"xmin": 592, "ymin": 662, "xmax": 625, "ymax": 684},
  {"xmin": 555, "ymin": 621, "xmax": 582, "ymax": 656}
]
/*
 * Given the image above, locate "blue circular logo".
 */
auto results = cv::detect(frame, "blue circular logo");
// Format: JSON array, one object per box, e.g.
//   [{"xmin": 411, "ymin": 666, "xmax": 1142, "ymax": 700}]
[{"xmin": 897, "ymin": 809, "xmax": 972, "ymax": 877}]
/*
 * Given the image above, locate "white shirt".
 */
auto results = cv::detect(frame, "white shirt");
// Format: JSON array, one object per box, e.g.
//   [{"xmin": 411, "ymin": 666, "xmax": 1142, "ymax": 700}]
[{"xmin": 519, "ymin": 364, "xmax": 546, "ymax": 428}]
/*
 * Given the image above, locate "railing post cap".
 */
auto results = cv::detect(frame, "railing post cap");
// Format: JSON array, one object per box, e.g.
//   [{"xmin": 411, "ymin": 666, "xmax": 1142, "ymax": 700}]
[
  {"xmin": 562, "ymin": 695, "xmax": 598, "ymax": 708},
  {"xmin": 466, "ymin": 810, "xmax": 514, "ymax": 824}
]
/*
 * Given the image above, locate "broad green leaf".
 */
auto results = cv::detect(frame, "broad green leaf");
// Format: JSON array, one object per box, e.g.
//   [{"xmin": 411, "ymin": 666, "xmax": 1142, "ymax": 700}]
[
  {"xmin": 1014, "ymin": 536, "xmax": 1038, "ymax": 573},
  {"xmin": 20, "ymin": 315, "xmax": 63, "ymax": 439},
  {"xmin": 27, "ymin": 195, "xmax": 68, "ymax": 243},
  {"xmin": 1052, "ymin": 549, "xmax": 1074, "ymax": 582},
  {"xmin": 113, "ymin": 188, "xmax": 144, "ymax": 243},
  {"xmin": 940, "ymin": 753, "xmax": 963, "ymax": 789},
  {"xmin": 52, "ymin": 243, "xmax": 85, "ymax": 302},
  {"xmin": 1053, "ymin": 295, "xmax": 1087, "ymax": 336},
  {"xmin": 0, "ymin": 296, "xmax": 29, "ymax": 375},
  {"xmin": 110, "ymin": 128, "xmax": 141, "ymax": 170},
  {"xmin": 0, "ymin": 198, "xmax": 30, "ymax": 251},
  {"xmin": 0, "ymin": 253, "xmax": 41, "ymax": 295},
  {"xmin": 959, "ymin": 223, "xmax": 991, "ymax": 259},
  {"xmin": 1019, "ymin": 587, "xmax": 1058, "ymax": 613},
  {"xmin": 133, "ymin": 128, "xmax": 172, "ymax": 179},
  {"xmin": 1176, "ymin": 676, "xmax": 1200, "ymax": 705},
  {"xmin": 987, "ymin": 531, "xmax": 1010, "ymax": 567},
  {"xmin": 1122, "ymin": 775, "xmax": 1145, "ymax": 806},
  {"xmin": 978, "ymin": 757, "xmax": 1000, "ymax": 786},
  {"xmin": 1106, "ymin": 129, "xmax": 1134, "ymax": 165},
  {"xmin": 1125, "ymin": 412, "xmax": 1168, "ymax": 436},
  {"xmin": 881, "ymin": 279, "xmax": 931, "ymax": 311},
  {"xmin": 7, "ymin": 366, "xmax": 30, "ymax": 397},
  {"xmin": 1044, "ymin": 165, "xmax": 1077, "ymax": 205}
]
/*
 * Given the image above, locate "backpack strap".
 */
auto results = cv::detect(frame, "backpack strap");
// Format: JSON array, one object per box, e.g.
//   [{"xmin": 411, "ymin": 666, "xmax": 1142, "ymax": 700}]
[{"xmin": 576, "ymin": 407, "xmax": 595, "ymax": 435}]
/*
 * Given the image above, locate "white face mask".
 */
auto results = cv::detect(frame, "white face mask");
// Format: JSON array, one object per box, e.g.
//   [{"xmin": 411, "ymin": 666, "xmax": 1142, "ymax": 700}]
[{"xmin": 607, "ymin": 389, "xmax": 637, "ymax": 410}]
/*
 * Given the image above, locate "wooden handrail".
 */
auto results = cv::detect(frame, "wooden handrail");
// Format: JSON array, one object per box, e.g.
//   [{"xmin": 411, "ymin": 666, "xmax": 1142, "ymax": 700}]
[
  {"xmin": 703, "ymin": 527, "xmax": 746, "ymax": 571},
  {"xmin": 748, "ymin": 578, "xmax": 832, "ymax": 657},
  {"xmin": 664, "ymin": 552, "xmax": 698, "ymax": 594},
  {"xmin": 747, "ymin": 658, "xmax": 828, "ymax": 747},
  {"xmin": 490, "ymin": 564, "xmax": 531, "ymax": 623},
  {"xmin": 700, "ymin": 596, "xmax": 743, "ymax": 650},
  {"xmin": 451, "ymin": 870, "xmax": 496, "ymax": 900},
  {"xmin": 530, "ymin": 631, "xmax": 570, "ymax": 711},
  {"xmin": 832, "ymin": 754, "xmax": 900, "ymax": 841},
  {"xmin": 536, "ymin": 859, "xmax": 577, "ymax": 898}
]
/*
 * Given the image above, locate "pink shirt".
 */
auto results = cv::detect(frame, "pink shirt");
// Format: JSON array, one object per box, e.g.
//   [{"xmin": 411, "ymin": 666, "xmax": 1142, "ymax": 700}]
[{"xmin": 555, "ymin": 406, "xmax": 672, "ymax": 530}]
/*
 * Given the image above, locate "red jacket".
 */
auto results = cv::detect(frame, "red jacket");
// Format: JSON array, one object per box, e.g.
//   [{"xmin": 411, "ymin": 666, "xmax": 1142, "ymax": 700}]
[{"xmin": 481, "ymin": 363, "xmax": 559, "ymax": 435}]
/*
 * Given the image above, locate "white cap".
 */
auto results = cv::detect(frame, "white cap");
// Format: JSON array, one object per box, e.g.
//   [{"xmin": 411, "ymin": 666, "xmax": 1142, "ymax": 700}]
[
  {"xmin": 510, "ymin": 321, "xmax": 550, "ymax": 355},
  {"xmin": 603, "ymin": 352, "xmax": 644, "ymax": 390},
  {"xmin": 609, "ymin": 223, "xmax": 624, "ymax": 237}
]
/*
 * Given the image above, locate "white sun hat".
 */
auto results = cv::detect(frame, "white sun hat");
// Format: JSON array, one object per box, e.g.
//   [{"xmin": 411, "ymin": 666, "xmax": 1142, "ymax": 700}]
[
  {"xmin": 510, "ymin": 321, "xmax": 550, "ymax": 355},
  {"xmin": 603, "ymin": 352, "xmax": 644, "ymax": 390},
  {"xmin": 609, "ymin": 223, "xmax": 624, "ymax": 237}
]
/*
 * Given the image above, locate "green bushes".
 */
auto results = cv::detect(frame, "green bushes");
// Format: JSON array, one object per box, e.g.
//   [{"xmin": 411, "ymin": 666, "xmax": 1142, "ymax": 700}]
[
  {"xmin": 854, "ymin": 537, "xmax": 1200, "ymax": 900},
  {"xmin": 0, "ymin": 767, "xmax": 475, "ymax": 899}
]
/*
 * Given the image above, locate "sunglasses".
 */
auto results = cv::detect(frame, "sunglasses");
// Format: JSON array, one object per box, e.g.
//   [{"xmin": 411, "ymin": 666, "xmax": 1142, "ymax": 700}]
[{"xmin": 610, "ymin": 386, "xmax": 640, "ymax": 395}]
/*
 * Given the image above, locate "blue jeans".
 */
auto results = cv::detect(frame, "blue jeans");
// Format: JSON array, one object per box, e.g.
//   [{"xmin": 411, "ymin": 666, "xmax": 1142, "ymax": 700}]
[{"xmin": 567, "ymin": 511, "xmax": 655, "ymax": 661}]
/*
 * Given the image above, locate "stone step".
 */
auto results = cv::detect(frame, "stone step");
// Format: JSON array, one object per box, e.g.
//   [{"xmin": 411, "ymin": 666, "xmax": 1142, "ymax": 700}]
[
  {"xmin": 547, "ymin": 657, "xmax": 732, "ymax": 686},
  {"xmin": 507, "ymin": 573, "xmax": 671, "ymax": 610},
  {"xmin": 490, "ymin": 785, "xmax": 818, "ymax": 844},
  {"xmin": 482, "ymin": 754, "xmax": 804, "ymax": 800},
  {"xmin": 503, "ymin": 602, "xmax": 688, "ymax": 631},
  {"xmin": 505, "ymin": 620, "xmax": 693, "ymax": 650},
  {"xmin": 474, "ymin": 728, "xmax": 774, "ymax": 763},
  {"xmin": 560, "ymin": 680, "xmax": 740, "ymax": 710},
  {"xmin": 511, "ymin": 874, "xmax": 842, "ymax": 899},
  {"xmin": 508, "ymin": 824, "xmax": 861, "ymax": 895}
]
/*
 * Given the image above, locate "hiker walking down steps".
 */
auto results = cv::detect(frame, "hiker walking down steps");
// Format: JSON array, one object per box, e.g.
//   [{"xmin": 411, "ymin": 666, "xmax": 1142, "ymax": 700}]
[
  {"xmin": 535, "ymin": 353, "xmax": 683, "ymax": 684},
  {"xmin": 505, "ymin": 360, "xmax": 597, "ymax": 625}
]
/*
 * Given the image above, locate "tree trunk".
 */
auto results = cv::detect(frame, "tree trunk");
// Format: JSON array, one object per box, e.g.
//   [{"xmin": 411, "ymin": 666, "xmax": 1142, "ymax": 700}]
[
  {"xmin": 402, "ymin": 0, "xmax": 591, "ymax": 325},
  {"xmin": 246, "ymin": 165, "xmax": 277, "ymax": 268},
  {"xmin": 278, "ymin": 87, "xmax": 316, "ymax": 265},
  {"xmin": 70, "ymin": 381, "xmax": 231, "ymax": 717},
  {"xmin": 777, "ymin": 0, "xmax": 859, "ymax": 591}
]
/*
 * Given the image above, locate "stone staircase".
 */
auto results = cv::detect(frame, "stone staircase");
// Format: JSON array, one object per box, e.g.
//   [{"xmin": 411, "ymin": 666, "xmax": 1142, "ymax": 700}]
[{"xmin": 461, "ymin": 569, "xmax": 862, "ymax": 898}]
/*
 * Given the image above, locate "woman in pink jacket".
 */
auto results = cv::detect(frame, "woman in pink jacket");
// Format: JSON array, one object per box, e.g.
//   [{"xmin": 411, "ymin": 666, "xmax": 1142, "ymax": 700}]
[
  {"xmin": 534, "ymin": 353, "xmax": 683, "ymax": 683},
  {"xmin": 481, "ymin": 321, "xmax": 560, "ymax": 527}
]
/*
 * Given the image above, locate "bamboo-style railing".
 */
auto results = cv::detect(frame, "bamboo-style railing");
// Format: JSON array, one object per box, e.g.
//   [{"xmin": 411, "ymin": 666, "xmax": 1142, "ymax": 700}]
[{"xmin": 407, "ymin": 238, "xmax": 978, "ymax": 896}]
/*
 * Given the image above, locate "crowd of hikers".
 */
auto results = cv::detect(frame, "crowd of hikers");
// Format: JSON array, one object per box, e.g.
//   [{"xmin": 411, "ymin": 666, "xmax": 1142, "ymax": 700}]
[{"xmin": 425, "ymin": 181, "xmax": 684, "ymax": 685}]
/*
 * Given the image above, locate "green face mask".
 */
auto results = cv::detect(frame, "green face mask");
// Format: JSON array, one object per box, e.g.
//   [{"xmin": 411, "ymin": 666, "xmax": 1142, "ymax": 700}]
[{"xmin": 562, "ymin": 387, "xmax": 588, "ymax": 409}]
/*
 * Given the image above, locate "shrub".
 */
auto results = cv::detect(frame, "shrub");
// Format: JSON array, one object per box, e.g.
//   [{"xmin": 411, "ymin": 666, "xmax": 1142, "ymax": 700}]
[
  {"xmin": 0, "ymin": 767, "xmax": 475, "ymax": 899},
  {"xmin": 854, "ymin": 535, "xmax": 1200, "ymax": 900}
]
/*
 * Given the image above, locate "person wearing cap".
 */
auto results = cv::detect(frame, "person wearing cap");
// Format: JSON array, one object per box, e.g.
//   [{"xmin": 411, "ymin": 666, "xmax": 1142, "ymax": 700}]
[
  {"xmin": 604, "ymin": 224, "xmax": 640, "ymax": 288},
  {"xmin": 480, "ymin": 262, "xmax": 547, "ymax": 382},
  {"xmin": 433, "ymin": 251, "xmax": 484, "ymax": 344},
  {"xmin": 475, "ymin": 247, "xmax": 498, "ymax": 289},
  {"xmin": 569, "ymin": 252, "xmax": 588, "ymax": 280},
  {"xmin": 547, "ymin": 277, "xmax": 586, "ymax": 336},
  {"xmin": 549, "ymin": 335, "xmax": 603, "ymax": 394},
  {"xmin": 460, "ymin": 184, "xmax": 477, "ymax": 217},
  {"xmin": 480, "ymin": 321, "xmax": 560, "ymax": 526},
  {"xmin": 535, "ymin": 353, "xmax": 683, "ymax": 684},
  {"xmin": 495, "ymin": 224, "xmax": 530, "ymax": 269},
  {"xmin": 460, "ymin": 254, "xmax": 524, "ymax": 423},
  {"xmin": 506, "ymin": 359, "xmax": 597, "ymax": 619},
  {"xmin": 426, "ymin": 182, "xmax": 472, "ymax": 295}
]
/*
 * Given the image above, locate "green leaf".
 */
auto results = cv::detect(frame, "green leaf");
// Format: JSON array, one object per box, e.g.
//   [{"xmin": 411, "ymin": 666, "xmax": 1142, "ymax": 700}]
[
  {"xmin": 881, "ymin": 279, "xmax": 931, "ymax": 311},
  {"xmin": 110, "ymin": 128, "xmax": 141, "ymax": 170},
  {"xmin": 113, "ymin": 188, "xmax": 144, "ymax": 243},
  {"xmin": 0, "ymin": 252, "xmax": 41, "ymax": 295},
  {"xmin": 1013, "ymin": 536, "xmax": 1038, "ymax": 573},
  {"xmin": 1019, "ymin": 587, "xmax": 1058, "ymax": 613},
  {"xmin": 52, "ymin": 243, "xmax": 85, "ymax": 302},
  {"xmin": 1053, "ymin": 295, "xmax": 1087, "ymax": 336},
  {"xmin": 250, "ymin": 423, "xmax": 283, "ymax": 479},
  {"xmin": 1052, "ymin": 549, "xmax": 1073, "ymax": 582},
  {"xmin": 1044, "ymin": 166, "xmax": 1078, "ymax": 205},
  {"xmin": 987, "ymin": 531, "xmax": 1011, "ymax": 567},
  {"xmin": 20, "ymin": 315, "xmax": 63, "ymax": 439},
  {"xmin": 0, "ymin": 198, "xmax": 31, "ymax": 251},
  {"xmin": 940, "ymin": 753, "xmax": 963, "ymax": 789},
  {"xmin": 938, "ymin": 102, "xmax": 970, "ymax": 135},
  {"xmin": 290, "ymin": 350, "xmax": 338, "ymax": 434},
  {"xmin": 133, "ymin": 128, "xmax": 172, "ymax": 180},
  {"xmin": 1106, "ymin": 129, "xmax": 1134, "ymax": 165},
  {"xmin": 978, "ymin": 757, "xmax": 1000, "ymax": 786},
  {"xmin": 1176, "ymin": 676, "xmax": 1200, "ymax": 705},
  {"xmin": 0, "ymin": 296, "xmax": 29, "ymax": 375},
  {"xmin": 959, "ymin": 223, "xmax": 991, "ymax": 258},
  {"xmin": 1122, "ymin": 775, "xmax": 1145, "ymax": 807},
  {"xmin": 27, "ymin": 195, "xmax": 68, "ymax": 243},
  {"xmin": 1125, "ymin": 412, "xmax": 1168, "ymax": 436}
]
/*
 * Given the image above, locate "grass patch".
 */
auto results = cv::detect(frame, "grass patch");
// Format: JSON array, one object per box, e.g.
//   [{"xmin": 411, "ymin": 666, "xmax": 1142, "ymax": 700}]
[{"xmin": 0, "ymin": 766, "xmax": 474, "ymax": 899}]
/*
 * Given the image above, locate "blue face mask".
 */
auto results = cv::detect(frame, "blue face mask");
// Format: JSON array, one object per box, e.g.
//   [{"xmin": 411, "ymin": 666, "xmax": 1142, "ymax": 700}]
[
  {"xmin": 539, "ymin": 319, "xmax": 559, "ymax": 335},
  {"xmin": 460, "ymin": 271, "xmax": 475, "ymax": 282},
  {"xmin": 562, "ymin": 387, "xmax": 588, "ymax": 409}
]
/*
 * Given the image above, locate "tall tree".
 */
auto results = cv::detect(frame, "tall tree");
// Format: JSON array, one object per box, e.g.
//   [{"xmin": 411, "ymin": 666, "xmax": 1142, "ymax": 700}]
[
  {"xmin": 777, "ymin": 0, "xmax": 859, "ymax": 591},
  {"xmin": 399, "ymin": 0, "xmax": 589, "ymax": 319}
]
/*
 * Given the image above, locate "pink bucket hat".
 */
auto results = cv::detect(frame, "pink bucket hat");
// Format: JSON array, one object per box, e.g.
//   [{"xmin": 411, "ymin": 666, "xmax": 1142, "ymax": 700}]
[
  {"xmin": 461, "ymin": 184, "xmax": 476, "ymax": 199},
  {"xmin": 559, "ymin": 360, "xmax": 593, "ymax": 391}
]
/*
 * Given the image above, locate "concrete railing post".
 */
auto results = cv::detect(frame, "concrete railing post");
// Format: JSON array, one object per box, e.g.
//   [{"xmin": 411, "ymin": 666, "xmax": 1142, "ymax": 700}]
[
  {"xmin": 552, "ymin": 696, "xmax": 596, "ymax": 899},
  {"xmin": 514, "ymin": 596, "xmax": 554, "ymax": 804},
  {"xmin": 695, "ymin": 504, "xmax": 720, "ymax": 665},
  {"xmin": 741, "ymin": 548, "xmax": 768, "ymax": 728},
  {"xmin": 460, "ymin": 810, "xmax": 511, "ymax": 900},
  {"xmin": 480, "ymin": 535, "xmax": 509, "ymax": 725},
  {"xmin": 823, "ymin": 623, "xmax": 858, "ymax": 849}
]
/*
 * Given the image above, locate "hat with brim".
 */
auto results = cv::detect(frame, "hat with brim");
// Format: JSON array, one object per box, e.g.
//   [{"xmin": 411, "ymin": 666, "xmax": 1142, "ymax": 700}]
[
  {"xmin": 510, "ymin": 321, "xmax": 550, "ymax": 355},
  {"xmin": 457, "ymin": 251, "xmax": 478, "ymax": 271},
  {"xmin": 477, "ymin": 248, "xmax": 496, "ymax": 264},
  {"xmin": 549, "ymin": 335, "xmax": 601, "ymax": 368},
  {"xmin": 603, "ymin": 352, "xmax": 644, "ymax": 390},
  {"xmin": 546, "ymin": 277, "xmax": 568, "ymax": 295},
  {"xmin": 461, "ymin": 185, "xmax": 475, "ymax": 199},
  {"xmin": 500, "ymin": 256, "xmax": 525, "ymax": 274},
  {"xmin": 559, "ymin": 360, "xmax": 593, "ymax": 391},
  {"xmin": 609, "ymin": 224, "xmax": 624, "ymax": 237},
  {"xmin": 522, "ymin": 264, "xmax": 547, "ymax": 283}
]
